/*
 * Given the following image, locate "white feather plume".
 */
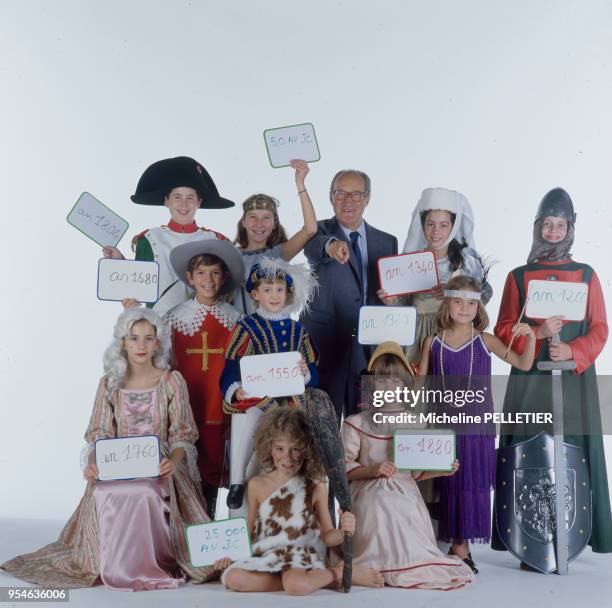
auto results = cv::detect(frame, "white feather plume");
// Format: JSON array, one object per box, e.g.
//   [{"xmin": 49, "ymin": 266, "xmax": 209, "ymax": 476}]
[{"xmin": 256, "ymin": 256, "xmax": 317, "ymax": 316}]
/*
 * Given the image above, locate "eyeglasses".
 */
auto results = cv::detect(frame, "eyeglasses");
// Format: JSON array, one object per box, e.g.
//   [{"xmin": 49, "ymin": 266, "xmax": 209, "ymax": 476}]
[{"xmin": 333, "ymin": 190, "xmax": 367, "ymax": 203}]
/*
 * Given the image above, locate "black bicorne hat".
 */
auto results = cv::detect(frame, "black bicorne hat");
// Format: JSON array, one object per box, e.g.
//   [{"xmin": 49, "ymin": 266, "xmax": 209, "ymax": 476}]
[
  {"xmin": 131, "ymin": 156, "xmax": 235, "ymax": 209},
  {"xmin": 535, "ymin": 188, "xmax": 576, "ymax": 224}
]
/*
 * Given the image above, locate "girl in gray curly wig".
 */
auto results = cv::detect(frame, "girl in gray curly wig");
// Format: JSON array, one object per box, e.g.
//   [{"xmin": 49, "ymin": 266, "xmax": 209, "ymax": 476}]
[{"xmin": 103, "ymin": 308, "xmax": 172, "ymax": 391}]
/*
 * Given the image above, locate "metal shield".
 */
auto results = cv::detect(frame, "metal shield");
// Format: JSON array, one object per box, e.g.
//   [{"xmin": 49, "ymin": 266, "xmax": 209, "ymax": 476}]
[{"xmin": 496, "ymin": 431, "xmax": 592, "ymax": 573}]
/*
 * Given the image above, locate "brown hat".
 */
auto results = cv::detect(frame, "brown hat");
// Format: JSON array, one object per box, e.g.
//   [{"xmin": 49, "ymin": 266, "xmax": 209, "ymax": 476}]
[
  {"xmin": 169, "ymin": 239, "xmax": 245, "ymax": 295},
  {"xmin": 367, "ymin": 341, "xmax": 415, "ymax": 376}
]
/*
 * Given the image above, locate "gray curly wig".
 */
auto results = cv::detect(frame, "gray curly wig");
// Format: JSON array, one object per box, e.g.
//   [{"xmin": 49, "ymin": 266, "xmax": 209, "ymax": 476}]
[{"xmin": 103, "ymin": 308, "xmax": 172, "ymax": 391}]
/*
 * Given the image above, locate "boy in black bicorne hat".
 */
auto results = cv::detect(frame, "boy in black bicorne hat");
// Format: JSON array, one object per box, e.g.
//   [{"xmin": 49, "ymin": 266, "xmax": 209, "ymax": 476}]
[{"xmin": 104, "ymin": 156, "xmax": 235, "ymax": 315}]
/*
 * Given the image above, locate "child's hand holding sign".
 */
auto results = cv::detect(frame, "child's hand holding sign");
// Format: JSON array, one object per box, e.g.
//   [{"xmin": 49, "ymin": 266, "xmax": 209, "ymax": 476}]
[{"xmin": 103, "ymin": 245, "xmax": 125, "ymax": 259}]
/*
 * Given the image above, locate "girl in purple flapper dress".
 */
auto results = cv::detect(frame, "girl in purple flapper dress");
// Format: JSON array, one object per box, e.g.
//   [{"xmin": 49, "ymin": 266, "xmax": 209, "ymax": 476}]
[{"xmin": 418, "ymin": 276, "xmax": 536, "ymax": 573}]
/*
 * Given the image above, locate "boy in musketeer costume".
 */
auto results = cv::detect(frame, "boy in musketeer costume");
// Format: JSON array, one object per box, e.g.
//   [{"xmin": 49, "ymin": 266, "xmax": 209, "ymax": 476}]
[
  {"xmin": 219, "ymin": 258, "xmax": 320, "ymax": 509},
  {"xmin": 104, "ymin": 156, "xmax": 234, "ymax": 316},
  {"xmin": 165, "ymin": 239, "xmax": 245, "ymax": 516}
]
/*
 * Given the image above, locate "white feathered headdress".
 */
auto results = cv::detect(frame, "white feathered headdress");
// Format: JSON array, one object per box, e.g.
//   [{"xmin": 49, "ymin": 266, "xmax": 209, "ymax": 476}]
[{"xmin": 245, "ymin": 256, "xmax": 317, "ymax": 316}]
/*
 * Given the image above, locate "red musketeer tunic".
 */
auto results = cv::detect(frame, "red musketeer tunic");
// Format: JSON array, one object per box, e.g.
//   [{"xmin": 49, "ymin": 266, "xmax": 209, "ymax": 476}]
[{"xmin": 166, "ymin": 299, "xmax": 242, "ymax": 486}]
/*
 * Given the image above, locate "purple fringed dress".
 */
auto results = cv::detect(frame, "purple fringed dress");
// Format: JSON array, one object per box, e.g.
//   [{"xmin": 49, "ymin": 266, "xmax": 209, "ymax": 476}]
[{"xmin": 429, "ymin": 333, "xmax": 495, "ymax": 544}]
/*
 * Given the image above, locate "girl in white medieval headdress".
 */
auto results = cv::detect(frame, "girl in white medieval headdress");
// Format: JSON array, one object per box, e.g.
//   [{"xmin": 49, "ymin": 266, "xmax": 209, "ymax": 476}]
[{"xmin": 378, "ymin": 187, "xmax": 492, "ymax": 364}]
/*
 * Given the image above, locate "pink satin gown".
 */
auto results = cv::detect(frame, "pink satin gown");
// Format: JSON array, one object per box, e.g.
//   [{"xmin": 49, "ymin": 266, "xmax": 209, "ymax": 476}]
[{"xmin": 93, "ymin": 388, "xmax": 183, "ymax": 591}]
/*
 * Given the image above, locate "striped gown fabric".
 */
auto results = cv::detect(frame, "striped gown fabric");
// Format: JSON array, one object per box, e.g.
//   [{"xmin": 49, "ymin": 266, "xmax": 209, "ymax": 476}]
[{"xmin": 1, "ymin": 371, "xmax": 216, "ymax": 587}]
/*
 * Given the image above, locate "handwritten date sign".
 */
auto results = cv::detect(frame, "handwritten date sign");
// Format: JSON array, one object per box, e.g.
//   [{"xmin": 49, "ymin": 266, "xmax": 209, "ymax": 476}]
[
  {"xmin": 393, "ymin": 429, "xmax": 455, "ymax": 471},
  {"xmin": 358, "ymin": 306, "xmax": 417, "ymax": 346},
  {"xmin": 67, "ymin": 192, "xmax": 129, "ymax": 247},
  {"xmin": 378, "ymin": 251, "xmax": 438, "ymax": 297},
  {"xmin": 186, "ymin": 518, "xmax": 252, "ymax": 567},
  {"xmin": 240, "ymin": 352, "xmax": 305, "ymax": 398},
  {"xmin": 97, "ymin": 258, "xmax": 160, "ymax": 303},
  {"xmin": 526, "ymin": 280, "xmax": 588, "ymax": 321},
  {"xmin": 263, "ymin": 123, "xmax": 320, "ymax": 168},
  {"xmin": 95, "ymin": 435, "xmax": 160, "ymax": 481}
]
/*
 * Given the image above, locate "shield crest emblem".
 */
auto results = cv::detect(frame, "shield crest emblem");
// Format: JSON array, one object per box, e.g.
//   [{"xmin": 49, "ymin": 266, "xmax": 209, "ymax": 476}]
[{"xmin": 496, "ymin": 432, "xmax": 591, "ymax": 573}]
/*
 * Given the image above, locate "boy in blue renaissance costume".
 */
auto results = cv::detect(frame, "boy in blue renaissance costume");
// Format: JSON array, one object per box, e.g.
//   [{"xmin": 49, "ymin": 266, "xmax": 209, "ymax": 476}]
[{"xmin": 219, "ymin": 258, "xmax": 321, "ymax": 509}]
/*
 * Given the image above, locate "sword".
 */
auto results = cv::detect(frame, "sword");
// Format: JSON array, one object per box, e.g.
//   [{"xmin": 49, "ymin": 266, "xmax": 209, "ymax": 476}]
[{"xmin": 536, "ymin": 332, "xmax": 576, "ymax": 575}]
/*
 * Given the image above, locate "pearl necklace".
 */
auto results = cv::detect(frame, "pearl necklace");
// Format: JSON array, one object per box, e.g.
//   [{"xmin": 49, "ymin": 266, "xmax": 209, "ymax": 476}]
[{"xmin": 439, "ymin": 324, "xmax": 474, "ymax": 405}]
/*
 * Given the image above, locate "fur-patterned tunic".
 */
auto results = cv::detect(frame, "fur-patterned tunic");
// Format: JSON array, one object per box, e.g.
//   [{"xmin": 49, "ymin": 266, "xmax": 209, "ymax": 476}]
[{"xmin": 222, "ymin": 475, "xmax": 326, "ymax": 580}]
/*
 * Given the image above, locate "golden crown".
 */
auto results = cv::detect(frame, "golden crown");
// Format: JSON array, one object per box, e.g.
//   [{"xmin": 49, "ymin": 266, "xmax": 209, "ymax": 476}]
[{"xmin": 242, "ymin": 195, "xmax": 278, "ymax": 213}]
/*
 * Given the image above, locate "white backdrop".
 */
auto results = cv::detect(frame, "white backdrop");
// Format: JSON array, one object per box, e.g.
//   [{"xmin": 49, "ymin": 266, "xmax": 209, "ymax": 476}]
[{"xmin": 1, "ymin": 0, "xmax": 611, "ymax": 520}]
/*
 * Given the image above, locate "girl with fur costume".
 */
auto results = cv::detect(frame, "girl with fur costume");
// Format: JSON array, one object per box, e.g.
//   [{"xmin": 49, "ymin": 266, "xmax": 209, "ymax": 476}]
[
  {"xmin": 342, "ymin": 341, "xmax": 474, "ymax": 590},
  {"xmin": 214, "ymin": 407, "xmax": 384, "ymax": 594},
  {"xmin": 2, "ymin": 309, "xmax": 215, "ymax": 590},
  {"xmin": 219, "ymin": 257, "xmax": 320, "ymax": 510},
  {"xmin": 233, "ymin": 159, "xmax": 318, "ymax": 315}
]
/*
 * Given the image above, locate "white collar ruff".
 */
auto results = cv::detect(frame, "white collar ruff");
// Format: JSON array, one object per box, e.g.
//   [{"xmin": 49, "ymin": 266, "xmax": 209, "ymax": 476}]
[
  {"xmin": 166, "ymin": 298, "xmax": 242, "ymax": 336},
  {"xmin": 256, "ymin": 307, "xmax": 293, "ymax": 321}
]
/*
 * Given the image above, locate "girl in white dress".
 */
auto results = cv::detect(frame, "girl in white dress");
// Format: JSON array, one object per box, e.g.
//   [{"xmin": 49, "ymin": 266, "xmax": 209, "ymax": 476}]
[{"xmin": 342, "ymin": 342, "xmax": 474, "ymax": 590}]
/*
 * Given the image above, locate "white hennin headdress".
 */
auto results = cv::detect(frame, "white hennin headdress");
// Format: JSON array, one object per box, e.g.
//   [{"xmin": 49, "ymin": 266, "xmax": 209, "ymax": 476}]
[{"xmin": 402, "ymin": 187, "xmax": 476, "ymax": 253}]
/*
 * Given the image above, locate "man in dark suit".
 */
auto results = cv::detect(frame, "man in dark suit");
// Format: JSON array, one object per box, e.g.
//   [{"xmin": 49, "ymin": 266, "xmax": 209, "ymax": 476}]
[{"xmin": 301, "ymin": 169, "xmax": 398, "ymax": 420}]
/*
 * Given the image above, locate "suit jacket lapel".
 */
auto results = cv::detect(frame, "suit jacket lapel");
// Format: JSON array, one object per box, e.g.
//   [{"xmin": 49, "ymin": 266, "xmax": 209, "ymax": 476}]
[{"xmin": 331, "ymin": 217, "xmax": 346, "ymax": 240}]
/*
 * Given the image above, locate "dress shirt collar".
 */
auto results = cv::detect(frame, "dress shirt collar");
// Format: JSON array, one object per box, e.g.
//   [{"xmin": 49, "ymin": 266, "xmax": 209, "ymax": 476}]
[{"xmin": 338, "ymin": 220, "xmax": 366, "ymax": 241}]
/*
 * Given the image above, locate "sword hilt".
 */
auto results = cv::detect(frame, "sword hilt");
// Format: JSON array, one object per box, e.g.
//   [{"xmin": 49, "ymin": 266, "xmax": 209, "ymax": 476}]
[
  {"xmin": 536, "ymin": 332, "xmax": 576, "ymax": 372},
  {"xmin": 537, "ymin": 361, "xmax": 576, "ymax": 371}
]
